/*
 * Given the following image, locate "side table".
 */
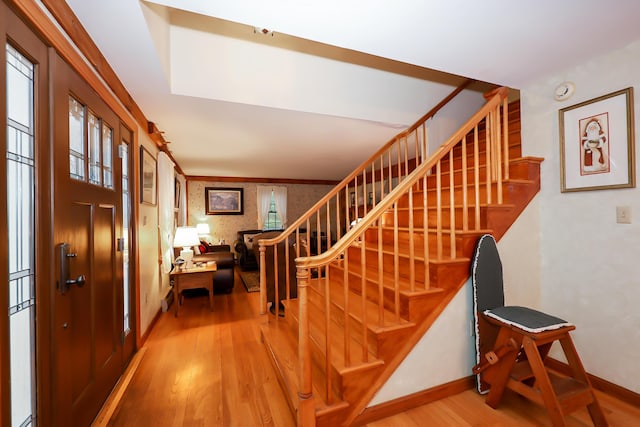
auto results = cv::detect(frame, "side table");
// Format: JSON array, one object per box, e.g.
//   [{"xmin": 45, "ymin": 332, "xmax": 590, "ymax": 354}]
[{"xmin": 170, "ymin": 262, "xmax": 217, "ymax": 317}]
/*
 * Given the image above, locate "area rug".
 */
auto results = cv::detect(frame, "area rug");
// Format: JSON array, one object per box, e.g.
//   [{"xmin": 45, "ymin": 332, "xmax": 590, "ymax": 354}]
[{"xmin": 239, "ymin": 270, "xmax": 260, "ymax": 293}]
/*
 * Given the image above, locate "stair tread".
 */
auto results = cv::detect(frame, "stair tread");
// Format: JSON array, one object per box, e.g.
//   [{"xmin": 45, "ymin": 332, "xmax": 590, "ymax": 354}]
[
  {"xmin": 394, "ymin": 203, "xmax": 517, "ymax": 212},
  {"xmin": 285, "ymin": 296, "xmax": 385, "ymax": 371},
  {"xmin": 307, "ymin": 277, "xmax": 417, "ymax": 330},
  {"xmin": 330, "ymin": 261, "xmax": 444, "ymax": 295},
  {"xmin": 261, "ymin": 321, "xmax": 349, "ymax": 414}
]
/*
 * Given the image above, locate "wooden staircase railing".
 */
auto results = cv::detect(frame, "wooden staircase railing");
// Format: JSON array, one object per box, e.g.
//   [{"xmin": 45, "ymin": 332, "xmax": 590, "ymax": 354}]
[
  {"xmin": 257, "ymin": 79, "xmax": 474, "ymax": 316},
  {"xmin": 259, "ymin": 85, "xmax": 511, "ymax": 426}
]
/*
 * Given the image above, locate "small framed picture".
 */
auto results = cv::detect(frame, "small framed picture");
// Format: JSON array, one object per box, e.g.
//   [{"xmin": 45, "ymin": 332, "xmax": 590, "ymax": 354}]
[
  {"xmin": 205, "ymin": 187, "xmax": 244, "ymax": 215},
  {"xmin": 140, "ymin": 146, "xmax": 157, "ymax": 205},
  {"xmin": 559, "ymin": 87, "xmax": 635, "ymax": 192}
]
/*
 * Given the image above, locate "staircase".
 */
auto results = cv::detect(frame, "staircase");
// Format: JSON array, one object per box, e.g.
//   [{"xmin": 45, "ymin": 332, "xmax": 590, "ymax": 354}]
[{"xmin": 257, "ymin": 86, "xmax": 542, "ymax": 426}]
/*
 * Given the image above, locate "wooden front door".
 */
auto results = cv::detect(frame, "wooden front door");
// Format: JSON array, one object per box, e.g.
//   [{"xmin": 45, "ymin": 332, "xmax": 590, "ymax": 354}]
[{"xmin": 51, "ymin": 52, "xmax": 124, "ymax": 427}]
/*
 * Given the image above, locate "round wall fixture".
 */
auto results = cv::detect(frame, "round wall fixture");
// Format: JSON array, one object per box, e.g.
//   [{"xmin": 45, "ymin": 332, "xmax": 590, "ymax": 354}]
[{"xmin": 554, "ymin": 81, "xmax": 575, "ymax": 101}]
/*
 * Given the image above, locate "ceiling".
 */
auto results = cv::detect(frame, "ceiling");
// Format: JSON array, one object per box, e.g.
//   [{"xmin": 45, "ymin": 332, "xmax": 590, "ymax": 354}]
[{"xmin": 64, "ymin": 0, "xmax": 640, "ymax": 181}]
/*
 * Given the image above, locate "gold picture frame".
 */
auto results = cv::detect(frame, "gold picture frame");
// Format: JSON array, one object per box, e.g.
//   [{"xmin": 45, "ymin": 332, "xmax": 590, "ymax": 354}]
[{"xmin": 559, "ymin": 87, "xmax": 635, "ymax": 192}]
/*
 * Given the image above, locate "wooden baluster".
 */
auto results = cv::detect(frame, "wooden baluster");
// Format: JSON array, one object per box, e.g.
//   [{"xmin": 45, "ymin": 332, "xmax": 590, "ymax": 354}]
[
  {"xmin": 462, "ymin": 135, "xmax": 469, "ymax": 231},
  {"xmin": 422, "ymin": 122, "xmax": 428, "ymax": 165},
  {"xmin": 335, "ymin": 193, "xmax": 341, "ymax": 241},
  {"xmin": 296, "ymin": 265, "xmax": 315, "ymax": 427},
  {"xmin": 404, "ymin": 135, "xmax": 409, "ymax": 177},
  {"xmin": 377, "ymin": 219, "xmax": 384, "ymax": 326},
  {"xmin": 343, "ymin": 250, "xmax": 350, "ymax": 367},
  {"xmin": 448, "ymin": 150, "xmax": 455, "ymax": 259},
  {"xmin": 423, "ymin": 174, "xmax": 430, "ymax": 289},
  {"xmin": 408, "ymin": 187, "xmax": 416, "ymax": 291},
  {"xmin": 485, "ymin": 114, "xmax": 492, "ymax": 204},
  {"xmin": 324, "ymin": 261, "xmax": 332, "ymax": 404},
  {"xmin": 393, "ymin": 202, "xmax": 400, "ymax": 322},
  {"xmin": 397, "ymin": 141, "xmax": 402, "ymax": 184},
  {"xmin": 495, "ymin": 106, "xmax": 503, "ymax": 204},
  {"xmin": 354, "ymin": 175, "xmax": 359, "ymax": 220},
  {"xmin": 370, "ymin": 163, "xmax": 375, "ymax": 209},
  {"xmin": 436, "ymin": 160, "xmax": 443, "ymax": 260},
  {"xmin": 274, "ymin": 239, "xmax": 280, "ymax": 323},
  {"xmin": 360, "ymin": 226, "xmax": 368, "ymax": 363},
  {"xmin": 362, "ymin": 168, "xmax": 367, "ymax": 216},
  {"xmin": 387, "ymin": 151, "xmax": 393, "ymax": 194},
  {"xmin": 259, "ymin": 244, "xmax": 267, "ymax": 315},
  {"xmin": 503, "ymin": 98, "xmax": 510, "ymax": 180},
  {"xmin": 285, "ymin": 236, "xmax": 290, "ymax": 307},
  {"xmin": 474, "ymin": 126, "xmax": 481, "ymax": 231}
]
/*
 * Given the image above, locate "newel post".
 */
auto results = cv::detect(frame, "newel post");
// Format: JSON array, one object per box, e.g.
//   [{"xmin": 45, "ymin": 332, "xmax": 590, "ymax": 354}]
[
  {"xmin": 296, "ymin": 264, "xmax": 315, "ymax": 426},
  {"xmin": 259, "ymin": 243, "xmax": 267, "ymax": 315}
]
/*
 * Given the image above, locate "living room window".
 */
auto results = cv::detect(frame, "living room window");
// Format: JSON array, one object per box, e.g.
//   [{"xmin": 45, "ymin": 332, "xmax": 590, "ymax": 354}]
[
  {"xmin": 264, "ymin": 192, "xmax": 282, "ymax": 230},
  {"xmin": 257, "ymin": 185, "xmax": 287, "ymax": 231}
]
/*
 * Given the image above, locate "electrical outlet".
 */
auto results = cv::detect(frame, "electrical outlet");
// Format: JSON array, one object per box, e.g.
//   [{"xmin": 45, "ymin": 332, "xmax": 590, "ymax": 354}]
[{"xmin": 616, "ymin": 206, "xmax": 632, "ymax": 224}]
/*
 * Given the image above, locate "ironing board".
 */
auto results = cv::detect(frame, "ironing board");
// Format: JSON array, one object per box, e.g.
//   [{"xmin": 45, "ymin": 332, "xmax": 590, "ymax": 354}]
[{"xmin": 470, "ymin": 234, "xmax": 607, "ymax": 426}]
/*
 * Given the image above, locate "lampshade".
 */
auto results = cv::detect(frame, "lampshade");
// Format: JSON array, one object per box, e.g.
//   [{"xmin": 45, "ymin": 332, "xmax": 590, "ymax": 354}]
[
  {"xmin": 196, "ymin": 223, "xmax": 210, "ymax": 235},
  {"xmin": 173, "ymin": 226, "xmax": 199, "ymax": 248}
]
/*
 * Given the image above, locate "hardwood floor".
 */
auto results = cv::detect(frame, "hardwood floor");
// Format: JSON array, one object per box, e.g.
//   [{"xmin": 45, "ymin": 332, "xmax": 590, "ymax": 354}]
[
  {"xmin": 106, "ymin": 269, "xmax": 295, "ymax": 427},
  {"xmin": 106, "ymin": 269, "xmax": 640, "ymax": 426}
]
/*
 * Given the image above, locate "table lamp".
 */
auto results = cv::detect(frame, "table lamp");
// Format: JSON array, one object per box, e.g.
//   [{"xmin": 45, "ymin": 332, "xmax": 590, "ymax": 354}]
[{"xmin": 173, "ymin": 226, "xmax": 199, "ymax": 268}]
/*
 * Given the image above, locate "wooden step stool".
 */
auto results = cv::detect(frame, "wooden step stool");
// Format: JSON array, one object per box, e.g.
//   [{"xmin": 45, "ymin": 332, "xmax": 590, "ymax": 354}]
[
  {"xmin": 471, "ymin": 234, "xmax": 607, "ymax": 426},
  {"xmin": 476, "ymin": 313, "xmax": 607, "ymax": 426}
]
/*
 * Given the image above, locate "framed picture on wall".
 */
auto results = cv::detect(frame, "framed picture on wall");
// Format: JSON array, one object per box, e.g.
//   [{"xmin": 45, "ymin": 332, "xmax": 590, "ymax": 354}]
[
  {"xmin": 205, "ymin": 187, "xmax": 244, "ymax": 215},
  {"xmin": 559, "ymin": 87, "xmax": 635, "ymax": 192},
  {"xmin": 140, "ymin": 146, "xmax": 157, "ymax": 205},
  {"xmin": 174, "ymin": 178, "xmax": 181, "ymax": 209}
]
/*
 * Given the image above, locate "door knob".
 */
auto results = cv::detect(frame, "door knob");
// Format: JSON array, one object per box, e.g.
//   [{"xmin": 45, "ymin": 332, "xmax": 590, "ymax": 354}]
[
  {"xmin": 66, "ymin": 274, "xmax": 86, "ymax": 287},
  {"xmin": 58, "ymin": 243, "xmax": 87, "ymax": 294}
]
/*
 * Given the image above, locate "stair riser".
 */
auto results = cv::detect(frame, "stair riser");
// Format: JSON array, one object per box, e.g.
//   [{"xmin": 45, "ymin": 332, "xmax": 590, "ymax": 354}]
[
  {"xmin": 328, "ymin": 266, "xmax": 446, "ymax": 323},
  {"xmin": 362, "ymin": 229, "xmax": 470, "ymax": 259},
  {"xmin": 345, "ymin": 246, "xmax": 428, "ymax": 282},
  {"xmin": 390, "ymin": 181, "xmax": 533, "ymax": 221},
  {"xmin": 306, "ymin": 282, "xmax": 381, "ymax": 356},
  {"xmin": 377, "ymin": 208, "xmax": 482, "ymax": 230},
  {"xmin": 328, "ymin": 266, "xmax": 416, "ymax": 316}
]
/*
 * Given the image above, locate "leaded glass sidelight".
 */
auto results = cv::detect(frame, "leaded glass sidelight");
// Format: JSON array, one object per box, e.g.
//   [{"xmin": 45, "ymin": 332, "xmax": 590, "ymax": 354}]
[
  {"xmin": 69, "ymin": 96, "xmax": 85, "ymax": 181},
  {"xmin": 103, "ymin": 124, "xmax": 113, "ymax": 189},
  {"xmin": 87, "ymin": 110, "xmax": 101, "ymax": 185},
  {"xmin": 121, "ymin": 143, "xmax": 130, "ymax": 333},
  {"xmin": 6, "ymin": 43, "xmax": 36, "ymax": 427}
]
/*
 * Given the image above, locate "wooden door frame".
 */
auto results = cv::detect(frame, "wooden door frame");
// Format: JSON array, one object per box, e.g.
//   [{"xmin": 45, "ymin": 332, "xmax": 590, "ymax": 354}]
[
  {"xmin": 1, "ymin": 0, "xmax": 144, "ymax": 424},
  {"xmin": 0, "ymin": 3, "xmax": 53, "ymax": 425}
]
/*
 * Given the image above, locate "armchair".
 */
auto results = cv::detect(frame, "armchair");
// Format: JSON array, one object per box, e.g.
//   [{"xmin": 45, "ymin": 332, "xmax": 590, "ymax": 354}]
[{"xmin": 234, "ymin": 229, "xmax": 263, "ymax": 271}]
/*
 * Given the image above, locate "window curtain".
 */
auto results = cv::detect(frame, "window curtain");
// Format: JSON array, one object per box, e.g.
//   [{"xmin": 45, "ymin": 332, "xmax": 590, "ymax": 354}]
[
  {"xmin": 157, "ymin": 151, "xmax": 175, "ymax": 274},
  {"xmin": 273, "ymin": 186, "xmax": 287, "ymax": 228},
  {"xmin": 256, "ymin": 185, "xmax": 272, "ymax": 230}
]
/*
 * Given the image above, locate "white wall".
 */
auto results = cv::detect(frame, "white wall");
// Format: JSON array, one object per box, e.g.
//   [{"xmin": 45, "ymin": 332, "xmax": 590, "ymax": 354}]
[
  {"xmin": 371, "ymin": 196, "xmax": 541, "ymax": 403},
  {"xmin": 521, "ymin": 39, "xmax": 640, "ymax": 393},
  {"xmin": 137, "ymin": 136, "xmax": 164, "ymax": 336},
  {"xmin": 426, "ymin": 89, "xmax": 486, "ymax": 153}
]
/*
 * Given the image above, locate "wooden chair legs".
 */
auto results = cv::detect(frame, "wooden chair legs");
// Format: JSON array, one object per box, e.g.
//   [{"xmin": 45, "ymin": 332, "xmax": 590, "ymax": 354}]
[{"xmin": 480, "ymin": 320, "xmax": 607, "ymax": 427}]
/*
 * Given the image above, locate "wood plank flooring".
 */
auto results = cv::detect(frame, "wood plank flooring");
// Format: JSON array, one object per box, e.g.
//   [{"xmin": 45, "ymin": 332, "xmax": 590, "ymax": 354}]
[
  {"xmin": 106, "ymin": 269, "xmax": 295, "ymax": 427},
  {"xmin": 105, "ymin": 268, "xmax": 640, "ymax": 426}
]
